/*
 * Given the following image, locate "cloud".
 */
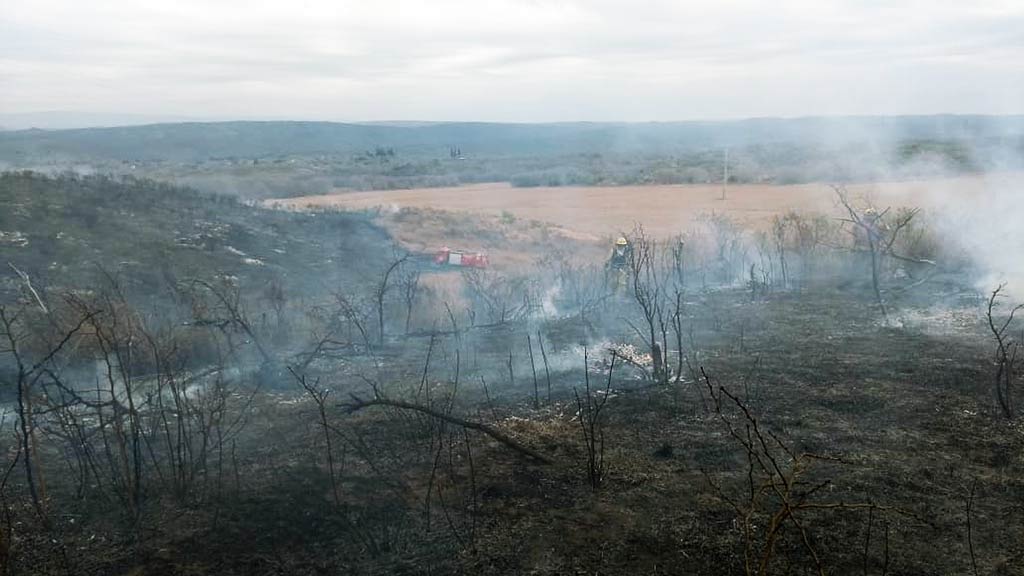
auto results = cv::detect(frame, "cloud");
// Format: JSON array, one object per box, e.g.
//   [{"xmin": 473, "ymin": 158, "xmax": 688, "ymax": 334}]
[{"xmin": 1, "ymin": 0, "xmax": 1023, "ymax": 121}]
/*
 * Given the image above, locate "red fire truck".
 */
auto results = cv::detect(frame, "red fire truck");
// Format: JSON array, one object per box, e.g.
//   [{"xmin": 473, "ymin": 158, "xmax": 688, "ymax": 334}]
[{"xmin": 433, "ymin": 247, "xmax": 489, "ymax": 269}]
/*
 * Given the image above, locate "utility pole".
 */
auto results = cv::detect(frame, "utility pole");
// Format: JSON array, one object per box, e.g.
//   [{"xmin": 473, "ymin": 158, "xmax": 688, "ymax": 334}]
[{"xmin": 720, "ymin": 148, "xmax": 729, "ymax": 201}]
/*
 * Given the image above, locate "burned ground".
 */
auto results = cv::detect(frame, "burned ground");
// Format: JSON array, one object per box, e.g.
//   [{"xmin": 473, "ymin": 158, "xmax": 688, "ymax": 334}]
[
  {"xmin": 0, "ymin": 172, "xmax": 391, "ymax": 308},
  {"xmin": 6, "ymin": 293, "xmax": 1023, "ymax": 575},
  {"xmin": 0, "ymin": 172, "xmax": 1022, "ymax": 576}
]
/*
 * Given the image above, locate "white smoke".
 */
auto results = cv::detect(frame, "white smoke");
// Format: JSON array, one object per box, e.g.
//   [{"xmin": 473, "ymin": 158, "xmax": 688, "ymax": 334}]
[{"xmin": 928, "ymin": 172, "xmax": 1024, "ymax": 297}]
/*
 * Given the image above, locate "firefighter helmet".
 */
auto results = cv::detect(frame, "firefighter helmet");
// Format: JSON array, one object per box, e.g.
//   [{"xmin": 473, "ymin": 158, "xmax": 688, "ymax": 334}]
[{"xmin": 615, "ymin": 237, "xmax": 628, "ymax": 246}]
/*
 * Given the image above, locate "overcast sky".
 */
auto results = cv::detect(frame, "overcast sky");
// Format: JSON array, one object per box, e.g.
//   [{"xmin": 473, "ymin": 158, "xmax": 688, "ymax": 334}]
[{"xmin": 2, "ymin": 0, "xmax": 1023, "ymax": 124}]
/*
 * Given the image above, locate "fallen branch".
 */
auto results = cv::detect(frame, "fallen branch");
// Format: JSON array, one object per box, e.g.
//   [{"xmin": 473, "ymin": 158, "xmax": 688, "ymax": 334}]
[
  {"xmin": 8, "ymin": 263, "xmax": 48, "ymax": 314},
  {"xmin": 340, "ymin": 396, "xmax": 553, "ymax": 464}
]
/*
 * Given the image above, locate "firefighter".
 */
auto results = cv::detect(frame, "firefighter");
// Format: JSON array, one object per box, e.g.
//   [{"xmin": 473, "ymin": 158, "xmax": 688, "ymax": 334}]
[
  {"xmin": 859, "ymin": 207, "xmax": 886, "ymax": 248},
  {"xmin": 606, "ymin": 236, "xmax": 632, "ymax": 294},
  {"xmin": 608, "ymin": 236, "xmax": 632, "ymax": 270}
]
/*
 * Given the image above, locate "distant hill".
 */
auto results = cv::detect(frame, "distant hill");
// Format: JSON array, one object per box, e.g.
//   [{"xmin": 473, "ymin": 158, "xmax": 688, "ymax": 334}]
[
  {"xmin": 2, "ymin": 116, "xmax": 1023, "ymax": 163},
  {"xmin": 0, "ymin": 111, "xmax": 201, "ymax": 131}
]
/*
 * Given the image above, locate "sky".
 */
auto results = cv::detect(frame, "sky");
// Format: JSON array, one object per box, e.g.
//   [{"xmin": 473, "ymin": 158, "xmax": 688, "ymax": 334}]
[{"xmin": 2, "ymin": 0, "xmax": 1024, "ymax": 124}]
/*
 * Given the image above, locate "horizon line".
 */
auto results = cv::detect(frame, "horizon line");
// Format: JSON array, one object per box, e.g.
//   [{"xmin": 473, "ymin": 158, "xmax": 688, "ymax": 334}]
[{"xmin": 3, "ymin": 111, "xmax": 1024, "ymax": 133}]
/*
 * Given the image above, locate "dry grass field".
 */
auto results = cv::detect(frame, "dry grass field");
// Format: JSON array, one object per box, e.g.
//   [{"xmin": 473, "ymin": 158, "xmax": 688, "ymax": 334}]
[{"xmin": 267, "ymin": 173, "xmax": 1023, "ymax": 238}]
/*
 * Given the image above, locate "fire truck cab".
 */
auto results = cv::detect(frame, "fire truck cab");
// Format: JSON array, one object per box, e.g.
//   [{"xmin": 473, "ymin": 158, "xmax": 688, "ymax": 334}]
[{"xmin": 434, "ymin": 247, "xmax": 489, "ymax": 269}]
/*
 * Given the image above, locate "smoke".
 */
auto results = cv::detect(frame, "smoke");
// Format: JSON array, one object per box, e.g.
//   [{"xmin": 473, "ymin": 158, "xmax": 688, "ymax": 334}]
[
  {"xmin": 927, "ymin": 171, "xmax": 1024, "ymax": 297},
  {"xmin": 540, "ymin": 340, "xmax": 650, "ymax": 378},
  {"xmin": 758, "ymin": 124, "xmax": 1024, "ymax": 300},
  {"xmin": 540, "ymin": 282, "xmax": 562, "ymax": 317}
]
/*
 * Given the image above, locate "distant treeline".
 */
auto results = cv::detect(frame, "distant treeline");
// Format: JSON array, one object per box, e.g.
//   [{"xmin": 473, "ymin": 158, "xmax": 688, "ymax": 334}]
[
  {"xmin": 154, "ymin": 136, "xmax": 1017, "ymax": 199},
  {"xmin": 1, "ymin": 117, "xmax": 1021, "ymax": 198}
]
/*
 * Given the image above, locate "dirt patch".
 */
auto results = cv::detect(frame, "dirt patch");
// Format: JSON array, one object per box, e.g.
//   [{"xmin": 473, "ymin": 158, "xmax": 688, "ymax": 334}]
[{"xmin": 372, "ymin": 206, "xmax": 606, "ymax": 272}]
